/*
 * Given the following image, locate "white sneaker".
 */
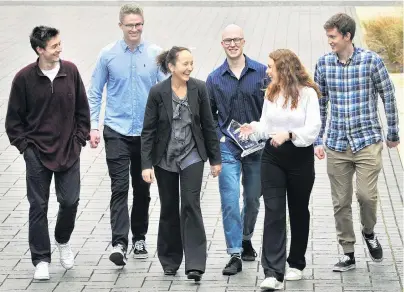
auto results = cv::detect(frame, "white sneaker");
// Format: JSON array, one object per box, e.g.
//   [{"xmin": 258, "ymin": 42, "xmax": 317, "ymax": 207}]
[
  {"xmin": 56, "ymin": 241, "xmax": 74, "ymax": 269},
  {"xmin": 34, "ymin": 262, "xmax": 50, "ymax": 280},
  {"xmin": 109, "ymin": 244, "xmax": 127, "ymax": 266},
  {"xmin": 260, "ymin": 277, "xmax": 284, "ymax": 290},
  {"xmin": 285, "ymin": 267, "xmax": 303, "ymax": 281}
]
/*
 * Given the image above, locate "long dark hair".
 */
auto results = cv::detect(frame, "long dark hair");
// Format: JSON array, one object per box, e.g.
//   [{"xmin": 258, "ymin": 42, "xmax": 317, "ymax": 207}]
[{"xmin": 156, "ymin": 46, "xmax": 190, "ymax": 74}]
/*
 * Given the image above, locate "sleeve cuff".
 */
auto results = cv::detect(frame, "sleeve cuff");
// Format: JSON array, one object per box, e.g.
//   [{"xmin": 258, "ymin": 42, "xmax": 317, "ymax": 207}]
[
  {"xmin": 387, "ymin": 133, "xmax": 400, "ymax": 142},
  {"xmin": 16, "ymin": 139, "xmax": 28, "ymax": 154},
  {"xmin": 209, "ymin": 158, "xmax": 222, "ymax": 166},
  {"xmin": 291, "ymin": 137, "xmax": 311, "ymax": 148},
  {"xmin": 314, "ymin": 137, "xmax": 323, "ymax": 147},
  {"xmin": 250, "ymin": 121, "xmax": 260, "ymax": 132},
  {"xmin": 142, "ymin": 161, "xmax": 153, "ymax": 171},
  {"xmin": 74, "ymin": 134, "xmax": 87, "ymax": 146},
  {"xmin": 91, "ymin": 121, "xmax": 99, "ymax": 130}
]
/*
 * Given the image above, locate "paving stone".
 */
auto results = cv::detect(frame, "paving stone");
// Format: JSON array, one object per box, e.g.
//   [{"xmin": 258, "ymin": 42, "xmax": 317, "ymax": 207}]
[
  {"xmin": 314, "ymin": 285, "xmax": 343, "ymax": 292},
  {"xmin": 0, "ymin": 278, "xmax": 31, "ymax": 290},
  {"xmin": 26, "ymin": 282, "xmax": 59, "ymax": 291}
]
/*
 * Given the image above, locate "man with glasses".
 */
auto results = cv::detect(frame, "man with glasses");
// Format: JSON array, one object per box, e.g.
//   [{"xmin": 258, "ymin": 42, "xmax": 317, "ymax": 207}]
[
  {"xmin": 6, "ymin": 26, "xmax": 90, "ymax": 280},
  {"xmin": 206, "ymin": 24, "xmax": 267, "ymax": 276},
  {"xmin": 88, "ymin": 4, "xmax": 165, "ymax": 266}
]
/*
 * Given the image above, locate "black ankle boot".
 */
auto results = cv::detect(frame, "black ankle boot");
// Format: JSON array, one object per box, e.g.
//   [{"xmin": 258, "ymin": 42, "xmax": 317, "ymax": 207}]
[{"xmin": 187, "ymin": 270, "xmax": 202, "ymax": 282}]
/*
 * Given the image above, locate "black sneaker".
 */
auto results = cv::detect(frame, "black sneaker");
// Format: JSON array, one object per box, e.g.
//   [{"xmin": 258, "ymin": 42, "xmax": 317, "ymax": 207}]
[
  {"xmin": 362, "ymin": 232, "xmax": 383, "ymax": 262},
  {"xmin": 164, "ymin": 269, "xmax": 177, "ymax": 276},
  {"xmin": 109, "ymin": 244, "xmax": 127, "ymax": 266},
  {"xmin": 132, "ymin": 240, "xmax": 148, "ymax": 259},
  {"xmin": 222, "ymin": 255, "xmax": 242, "ymax": 275},
  {"xmin": 241, "ymin": 240, "xmax": 257, "ymax": 261},
  {"xmin": 333, "ymin": 255, "xmax": 356, "ymax": 272}
]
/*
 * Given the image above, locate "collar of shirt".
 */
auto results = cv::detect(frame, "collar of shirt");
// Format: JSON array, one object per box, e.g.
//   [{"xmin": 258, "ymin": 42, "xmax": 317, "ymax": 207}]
[
  {"xmin": 119, "ymin": 39, "xmax": 145, "ymax": 53},
  {"xmin": 334, "ymin": 45, "xmax": 359, "ymax": 66},
  {"xmin": 35, "ymin": 58, "xmax": 67, "ymax": 78},
  {"xmin": 220, "ymin": 54, "xmax": 260, "ymax": 77}
]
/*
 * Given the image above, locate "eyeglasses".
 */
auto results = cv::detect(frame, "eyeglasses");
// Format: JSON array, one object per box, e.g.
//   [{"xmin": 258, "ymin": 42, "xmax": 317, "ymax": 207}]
[
  {"xmin": 222, "ymin": 38, "xmax": 244, "ymax": 46},
  {"xmin": 121, "ymin": 22, "xmax": 144, "ymax": 30}
]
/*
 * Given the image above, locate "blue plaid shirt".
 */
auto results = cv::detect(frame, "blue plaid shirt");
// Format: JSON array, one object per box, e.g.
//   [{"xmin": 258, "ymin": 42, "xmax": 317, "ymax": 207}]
[{"xmin": 314, "ymin": 46, "xmax": 399, "ymax": 153}]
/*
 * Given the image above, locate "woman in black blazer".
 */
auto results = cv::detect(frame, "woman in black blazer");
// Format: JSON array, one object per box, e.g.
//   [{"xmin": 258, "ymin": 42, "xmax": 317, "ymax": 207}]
[{"xmin": 141, "ymin": 46, "xmax": 222, "ymax": 281}]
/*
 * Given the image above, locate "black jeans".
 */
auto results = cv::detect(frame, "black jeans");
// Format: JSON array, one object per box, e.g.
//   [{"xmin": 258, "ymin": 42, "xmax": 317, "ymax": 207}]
[
  {"xmin": 103, "ymin": 126, "xmax": 151, "ymax": 249},
  {"xmin": 154, "ymin": 161, "xmax": 207, "ymax": 274},
  {"xmin": 260, "ymin": 140, "xmax": 315, "ymax": 282},
  {"xmin": 24, "ymin": 146, "xmax": 80, "ymax": 266}
]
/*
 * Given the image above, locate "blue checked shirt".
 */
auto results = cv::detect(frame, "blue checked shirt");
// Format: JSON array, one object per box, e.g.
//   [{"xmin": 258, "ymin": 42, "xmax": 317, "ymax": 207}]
[
  {"xmin": 88, "ymin": 40, "xmax": 166, "ymax": 136},
  {"xmin": 314, "ymin": 47, "xmax": 399, "ymax": 153}
]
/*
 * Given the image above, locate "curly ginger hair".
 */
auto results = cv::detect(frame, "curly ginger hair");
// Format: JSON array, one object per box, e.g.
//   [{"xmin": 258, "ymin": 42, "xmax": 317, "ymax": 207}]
[{"xmin": 265, "ymin": 49, "xmax": 321, "ymax": 109}]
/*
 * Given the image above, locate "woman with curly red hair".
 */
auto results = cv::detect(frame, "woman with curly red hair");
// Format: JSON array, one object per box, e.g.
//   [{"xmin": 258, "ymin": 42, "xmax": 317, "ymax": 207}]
[{"xmin": 240, "ymin": 49, "xmax": 321, "ymax": 290}]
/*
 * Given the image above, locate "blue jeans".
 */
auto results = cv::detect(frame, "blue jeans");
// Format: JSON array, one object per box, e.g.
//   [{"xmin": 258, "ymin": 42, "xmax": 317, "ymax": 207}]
[{"xmin": 219, "ymin": 143, "xmax": 262, "ymax": 255}]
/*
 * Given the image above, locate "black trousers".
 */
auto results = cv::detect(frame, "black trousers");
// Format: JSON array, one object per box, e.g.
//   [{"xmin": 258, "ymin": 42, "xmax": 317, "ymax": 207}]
[
  {"xmin": 103, "ymin": 126, "xmax": 151, "ymax": 249},
  {"xmin": 154, "ymin": 161, "xmax": 207, "ymax": 274},
  {"xmin": 24, "ymin": 146, "xmax": 80, "ymax": 266},
  {"xmin": 261, "ymin": 140, "xmax": 315, "ymax": 282}
]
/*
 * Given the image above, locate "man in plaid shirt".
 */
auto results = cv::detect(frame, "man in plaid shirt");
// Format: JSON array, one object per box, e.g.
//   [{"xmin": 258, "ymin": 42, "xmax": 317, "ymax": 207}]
[{"xmin": 314, "ymin": 13, "xmax": 400, "ymax": 272}]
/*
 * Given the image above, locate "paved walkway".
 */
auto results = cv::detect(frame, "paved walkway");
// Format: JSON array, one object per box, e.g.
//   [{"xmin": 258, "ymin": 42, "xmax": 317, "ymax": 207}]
[{"xmin": 0, "ymin": 4, "xmax": 402, "ymax": 292}]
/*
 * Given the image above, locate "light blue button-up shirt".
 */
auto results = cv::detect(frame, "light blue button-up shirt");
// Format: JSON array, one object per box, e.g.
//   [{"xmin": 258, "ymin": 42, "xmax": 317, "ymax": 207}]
[{"xmin": 88, "ymin": 39, "xmax": 166, "ymax": 136}]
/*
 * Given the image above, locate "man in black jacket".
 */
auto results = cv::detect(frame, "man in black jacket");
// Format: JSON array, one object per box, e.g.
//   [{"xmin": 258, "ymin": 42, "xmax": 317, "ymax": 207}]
[{"xmin": 5, "ymin": 26, "xmax": 90, "ymax": 280}]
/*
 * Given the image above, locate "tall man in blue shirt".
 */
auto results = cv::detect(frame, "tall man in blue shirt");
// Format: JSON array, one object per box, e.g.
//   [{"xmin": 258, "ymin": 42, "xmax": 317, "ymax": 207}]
[
  {"xmin": 314, "ymin": 13, "xmax": 399, "ymax": 272},
  {"xmin": 88, "ymin": 4, "xmax": 165, "ymax": 266},
  {"xmin": 206, "ymin": 24, "xmax": 267, "ymax": 276}
]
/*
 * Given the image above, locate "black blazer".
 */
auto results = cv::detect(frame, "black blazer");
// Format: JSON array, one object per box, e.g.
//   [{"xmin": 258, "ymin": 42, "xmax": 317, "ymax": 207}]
[{"xmin": 141, "ymin": 76, "xmax": 221, "ymax": 170}]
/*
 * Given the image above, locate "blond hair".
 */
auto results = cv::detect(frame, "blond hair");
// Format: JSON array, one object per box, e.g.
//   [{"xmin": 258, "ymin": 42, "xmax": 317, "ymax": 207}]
[{"xmin": 119, "ymin": 4, "xmax": 144, "ymax": 22}]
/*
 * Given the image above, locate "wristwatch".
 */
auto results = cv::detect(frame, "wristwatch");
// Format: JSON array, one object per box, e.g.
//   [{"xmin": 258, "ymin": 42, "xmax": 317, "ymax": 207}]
[{"xmin": 288, "ymin": 131, "xmax": 293, "ymax": 140}]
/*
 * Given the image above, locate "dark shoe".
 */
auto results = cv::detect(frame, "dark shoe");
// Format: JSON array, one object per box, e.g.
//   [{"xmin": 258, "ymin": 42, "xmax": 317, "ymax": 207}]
[
  {"xmin": 132, "ymin": 240, "xmax": 148, "ymax": 259},
  {"xmin": 362, "ymin": 232, "xmax": 383, "ymax": 262},
  {"xmin": 187, "ymin": 270, "xmax": 202, "ymax": 282},
  {"xmin": 222, "ymin": 256, "xmax": 242, "ymax": 275},
  {"xmin": 241, "ymin": 240, "xmax": 257, "ymax": 261},
  {"xmin": 164, "ymin": 269, "xmax": 177, "ymax": 276},
  {"xmin": 333, "ymin": 255, "xmax": 356, "ymax": 272}
]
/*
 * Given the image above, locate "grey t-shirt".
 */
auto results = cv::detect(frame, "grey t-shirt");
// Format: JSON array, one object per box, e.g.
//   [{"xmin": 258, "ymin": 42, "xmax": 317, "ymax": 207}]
[{"xmin": 157, "ymin": 92, "xmax": 202, "ymax": 172}]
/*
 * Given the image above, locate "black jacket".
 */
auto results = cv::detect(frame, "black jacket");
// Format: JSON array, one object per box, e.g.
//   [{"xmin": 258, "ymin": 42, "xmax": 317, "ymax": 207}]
[{"xmin": 141, "ymin": 76, "xmax": 221, "ymax": 170}]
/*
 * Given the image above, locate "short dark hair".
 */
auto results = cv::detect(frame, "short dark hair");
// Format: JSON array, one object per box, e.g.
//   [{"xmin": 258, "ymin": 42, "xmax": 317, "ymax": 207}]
[
  {"xmin": 156, "ymin": 46, "xmax": 190, "ymax": 75},
  {"xmin": 29, "ymin": 26, "xmax": 59, "ymax": 55},
  {"xmin": 324, "ymin": 13, "xmax": 356, "ymax": 40}
]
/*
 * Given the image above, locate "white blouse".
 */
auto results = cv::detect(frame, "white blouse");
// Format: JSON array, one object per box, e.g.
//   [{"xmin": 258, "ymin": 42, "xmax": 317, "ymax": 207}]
[{"xmin": 250, "ymin": 87, "xmax": 321, "ymax": 147}]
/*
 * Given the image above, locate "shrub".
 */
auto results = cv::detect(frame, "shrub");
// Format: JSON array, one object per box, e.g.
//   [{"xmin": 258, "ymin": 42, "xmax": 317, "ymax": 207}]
[{"xmin": 363, "ymin": 16, "xmax": 403, "ymax": 73}]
